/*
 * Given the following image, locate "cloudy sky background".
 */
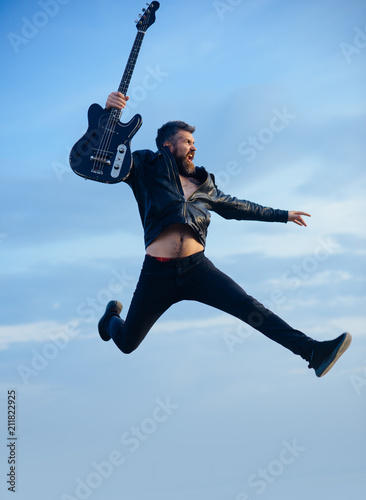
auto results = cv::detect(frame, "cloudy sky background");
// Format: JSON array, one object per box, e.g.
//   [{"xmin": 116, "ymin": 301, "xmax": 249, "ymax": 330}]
[{"xmin": 1, "ymin": 0, "xmax": 365, "ymax": 499}]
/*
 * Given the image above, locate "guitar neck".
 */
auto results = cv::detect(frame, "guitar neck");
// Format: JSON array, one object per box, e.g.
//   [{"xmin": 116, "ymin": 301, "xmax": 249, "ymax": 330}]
[{"xmin": 111, "ymin": 30, "xmax": 146, "ymax": 120}]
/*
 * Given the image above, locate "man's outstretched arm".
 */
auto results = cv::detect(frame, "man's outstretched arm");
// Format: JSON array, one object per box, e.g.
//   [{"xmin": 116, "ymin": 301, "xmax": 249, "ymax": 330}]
[{"xmin": 287, "ymin": 211, "xmax": 311, "ymax": 226}]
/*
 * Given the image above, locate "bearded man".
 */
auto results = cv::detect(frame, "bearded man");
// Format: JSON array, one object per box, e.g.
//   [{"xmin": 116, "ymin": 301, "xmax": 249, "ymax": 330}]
[{"xmin": 98, "ymin": 91, "xmax": 351, "ymax": 378}]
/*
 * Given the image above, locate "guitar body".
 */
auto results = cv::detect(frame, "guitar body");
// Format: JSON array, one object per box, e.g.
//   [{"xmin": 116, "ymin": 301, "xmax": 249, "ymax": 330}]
[
  {"xmin": 69, "ymin": 1, "xmax": 159, "ymax": 184},
  {"xmin": 69, "ymin": 104, "xmax": 142, "ymax": 183}
]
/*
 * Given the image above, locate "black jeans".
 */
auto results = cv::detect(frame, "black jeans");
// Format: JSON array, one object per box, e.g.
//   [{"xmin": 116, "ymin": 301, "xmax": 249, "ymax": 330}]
[{"xmin": 108, "ymin": 251, "xmax": 315, "ymax": 358}]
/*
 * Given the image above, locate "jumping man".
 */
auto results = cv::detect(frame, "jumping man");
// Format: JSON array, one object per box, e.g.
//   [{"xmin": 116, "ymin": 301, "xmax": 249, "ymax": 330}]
[{"xmin": 98, "ymin": 91, "xmax": 352, "ymax": 377}]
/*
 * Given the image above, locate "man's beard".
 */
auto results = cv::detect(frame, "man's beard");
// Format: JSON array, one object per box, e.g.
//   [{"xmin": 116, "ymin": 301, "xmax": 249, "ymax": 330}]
[{"xmin": 175, "ymin": 155, "xmax": 195, "ymax": 176}]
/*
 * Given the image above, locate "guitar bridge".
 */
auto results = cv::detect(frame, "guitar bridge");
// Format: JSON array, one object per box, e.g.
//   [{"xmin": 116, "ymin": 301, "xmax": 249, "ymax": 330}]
[
  {"xmin": 90, "ymin": 155, "xmax": 111, "ymax": 165},
  {"xmin": 90, "ymin": 150, "xmax": 113, "ymax": 174}
]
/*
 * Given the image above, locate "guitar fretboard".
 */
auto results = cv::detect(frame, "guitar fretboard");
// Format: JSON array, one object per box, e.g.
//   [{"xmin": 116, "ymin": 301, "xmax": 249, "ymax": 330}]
[{"xmin": 110, "ymin": 30, "xmax": 146, "ymax": 121}]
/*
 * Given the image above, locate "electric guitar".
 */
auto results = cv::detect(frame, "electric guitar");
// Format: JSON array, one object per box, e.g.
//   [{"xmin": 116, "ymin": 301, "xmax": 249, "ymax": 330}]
[{"xmin": 69, "ymin": 2, "xmax": 160, "ymax": 183}]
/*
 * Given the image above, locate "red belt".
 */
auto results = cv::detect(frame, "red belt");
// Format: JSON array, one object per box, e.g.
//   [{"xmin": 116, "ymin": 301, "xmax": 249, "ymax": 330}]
[{"xmin": 146, "ymin": 254, "xmax": 175, "ymax": 262}]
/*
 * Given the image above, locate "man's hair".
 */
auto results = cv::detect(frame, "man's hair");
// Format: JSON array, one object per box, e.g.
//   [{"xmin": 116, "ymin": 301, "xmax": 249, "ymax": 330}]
[{"xmin": 155, "ymin": 120, "xmax": 195, "ymax": 149}]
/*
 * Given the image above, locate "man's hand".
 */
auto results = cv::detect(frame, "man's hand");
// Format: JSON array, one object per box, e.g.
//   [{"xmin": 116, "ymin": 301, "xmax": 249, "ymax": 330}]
[
  {"xmin": 288, "ymin": 211, "xmax": 311, "ymax": 226},
  {"xmin": 106, "ymin": 91, "xmax": 129, "ymax": 110}
]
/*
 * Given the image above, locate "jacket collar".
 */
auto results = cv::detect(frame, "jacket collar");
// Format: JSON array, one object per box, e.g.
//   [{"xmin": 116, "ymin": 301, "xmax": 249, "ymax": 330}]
[{"xmin": 160, "ymin": 145, "xmax": 209, "ymax": 183}]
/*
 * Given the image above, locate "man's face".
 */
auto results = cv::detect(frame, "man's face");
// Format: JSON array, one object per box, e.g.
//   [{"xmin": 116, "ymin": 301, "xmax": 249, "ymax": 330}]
[{"xmin": 166, "ymin": 130, "xmax": 196, "ymax": 176}]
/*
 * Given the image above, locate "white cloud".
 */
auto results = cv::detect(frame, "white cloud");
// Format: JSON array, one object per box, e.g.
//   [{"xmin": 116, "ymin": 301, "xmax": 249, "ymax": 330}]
[
  {"xmin": 266, "ymin": 269, "xmax": 352, "ymax": 290},
  {"xmin": 327, "ymin": 316, "xmax": 366, "ymax": 338},
  {"xmin": 0, "ymin": 313, "xmax": 238, "ymax": 350},
  {"xmin": 1, "ymin": 231, "xmax": 144, "ymax": 275},
  {"xmin": 208, "ymin": 225, "xmax": 342, "ymax": 259},
  {"xmin": 0, "ymin": 320, "xmax": 82, "ymax": 350}
]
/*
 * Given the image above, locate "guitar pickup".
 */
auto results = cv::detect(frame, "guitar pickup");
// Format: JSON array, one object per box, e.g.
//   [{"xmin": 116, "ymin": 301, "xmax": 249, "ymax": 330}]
[{"xmin": 111, "ymin": 145, "xmax": 127, "ymax": 178}]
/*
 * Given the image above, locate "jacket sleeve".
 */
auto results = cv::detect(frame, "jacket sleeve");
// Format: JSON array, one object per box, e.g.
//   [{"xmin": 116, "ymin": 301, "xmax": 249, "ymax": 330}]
[
  {"xmin": 208, "ymin": 176, "xmax": 288, "ymax": 223},
  {"xmin": 124, "ymin": 149, "xmax": 151, "ymax": 185}
]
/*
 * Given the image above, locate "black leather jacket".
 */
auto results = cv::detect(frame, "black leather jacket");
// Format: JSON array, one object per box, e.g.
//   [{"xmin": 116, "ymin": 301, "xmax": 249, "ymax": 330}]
[{"xmin": 124, "ymin": 146, "xmax": 288, "ymax": 248}]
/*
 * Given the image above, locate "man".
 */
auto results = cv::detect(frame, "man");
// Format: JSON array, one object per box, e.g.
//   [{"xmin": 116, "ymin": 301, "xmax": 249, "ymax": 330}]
[{"xmin": 98, "ymin": 91, "xmax": 351, "ymax": 377}]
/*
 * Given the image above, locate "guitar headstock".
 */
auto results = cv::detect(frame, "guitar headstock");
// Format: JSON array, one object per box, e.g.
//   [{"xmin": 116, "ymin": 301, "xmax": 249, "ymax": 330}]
[{"xmin": 135, "ymin": 2, "xmax": 160, "ymax": 33}]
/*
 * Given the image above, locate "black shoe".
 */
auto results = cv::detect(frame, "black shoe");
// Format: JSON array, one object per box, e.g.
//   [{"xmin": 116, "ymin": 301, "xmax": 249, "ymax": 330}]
[
  {"xmin": 308, "ymin": 332, "xmax": 352, "ymax": 377},
  {"xmin": 98, "ymin": 300, "xmax": 123, "ymax": 341}
]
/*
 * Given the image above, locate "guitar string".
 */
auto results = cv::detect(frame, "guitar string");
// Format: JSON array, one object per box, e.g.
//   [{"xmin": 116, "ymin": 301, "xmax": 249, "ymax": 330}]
[
  {"xmin": 93, "ymin": 27, "xmax": 146, "ymax": 175},
  {"xmin": 93, "ymin": 32, "xmax": 144, "ymax": 174},
  {"xmin": 97, "ymin": 31, "xmax": 144, "ymax": 170},
  {"xmin": 93, "ymin": 16, "xmax": 148, "ymax": 172}
]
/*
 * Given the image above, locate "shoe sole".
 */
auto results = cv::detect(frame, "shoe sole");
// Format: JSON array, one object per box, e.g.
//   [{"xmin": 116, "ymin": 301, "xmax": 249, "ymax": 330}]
[{"xmin": 315, "ymin": 332, "xmax": 352, "ymax": 377}]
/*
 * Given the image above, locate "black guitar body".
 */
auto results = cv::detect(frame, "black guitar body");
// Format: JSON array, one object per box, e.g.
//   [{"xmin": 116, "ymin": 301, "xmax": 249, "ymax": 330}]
[{"xmin": 69, "ymin": 104, "xmax": 142, "ymax": 183}]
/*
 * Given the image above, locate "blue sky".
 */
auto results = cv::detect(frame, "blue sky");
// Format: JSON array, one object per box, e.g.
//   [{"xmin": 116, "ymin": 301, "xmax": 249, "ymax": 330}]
[{"xmin": 1, "ymin": 0, "xmax": 366, "ymax": 499}]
